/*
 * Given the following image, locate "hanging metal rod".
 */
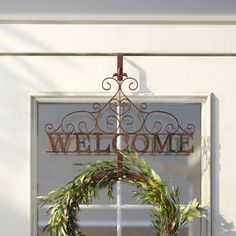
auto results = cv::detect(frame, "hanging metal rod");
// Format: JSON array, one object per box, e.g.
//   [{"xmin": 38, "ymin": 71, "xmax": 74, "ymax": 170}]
[{"xmin": 113, "ymin": 54, "xmax": 127, "ymax": 81}]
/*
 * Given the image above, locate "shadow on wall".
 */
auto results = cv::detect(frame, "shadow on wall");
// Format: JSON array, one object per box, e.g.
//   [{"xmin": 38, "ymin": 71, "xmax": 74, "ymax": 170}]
[
  {"xmin": 212, "ymin": 94, "xmax": 236, "ymax": 235},
  {"xmin": 219, "ymin": 214, "xmax": 236, "ymax": 235},
  {"xmin": 125, "ymin": 57, "xmax": 153, "ymax": 94}
]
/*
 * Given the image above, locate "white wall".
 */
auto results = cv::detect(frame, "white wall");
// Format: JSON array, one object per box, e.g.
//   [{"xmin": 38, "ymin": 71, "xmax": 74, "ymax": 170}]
[{"xmin": 0, "ymin": 24, "xmax": 236, "ymax": 236}]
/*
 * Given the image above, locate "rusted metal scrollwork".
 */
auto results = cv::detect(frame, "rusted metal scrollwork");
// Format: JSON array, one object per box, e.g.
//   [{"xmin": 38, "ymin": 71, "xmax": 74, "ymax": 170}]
[{"xmin": 44, "ymin": 55, "xmax": 195, "ymax": 157}]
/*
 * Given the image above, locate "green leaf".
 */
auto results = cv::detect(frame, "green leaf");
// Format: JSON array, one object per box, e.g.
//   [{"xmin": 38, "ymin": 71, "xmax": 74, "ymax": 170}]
[
  {"xmin": 123, "ymin": 147, "xmax": 130, "ymax": 157},
  {"xmin": 133, "ymin": 152, "xmax": 139, "ymax": 159}
]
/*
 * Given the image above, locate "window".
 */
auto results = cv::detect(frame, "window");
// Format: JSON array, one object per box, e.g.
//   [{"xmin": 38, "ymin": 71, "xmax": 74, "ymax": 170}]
[{"xmin": 30, "ymin": 94, "xmax": 211, "ymax": 236}]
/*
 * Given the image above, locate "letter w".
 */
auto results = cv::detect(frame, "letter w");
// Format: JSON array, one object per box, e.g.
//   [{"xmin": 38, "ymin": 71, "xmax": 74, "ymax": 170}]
[{"xmin": 47, "ymin": 132, "xmax": 70, "ymax": 152}]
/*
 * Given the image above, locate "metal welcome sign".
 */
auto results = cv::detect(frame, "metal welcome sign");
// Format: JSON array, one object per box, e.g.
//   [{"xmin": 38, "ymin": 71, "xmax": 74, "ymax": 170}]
[{"xmin": 44, "ymin": 56, "xmax": 195, "ymax": 155}]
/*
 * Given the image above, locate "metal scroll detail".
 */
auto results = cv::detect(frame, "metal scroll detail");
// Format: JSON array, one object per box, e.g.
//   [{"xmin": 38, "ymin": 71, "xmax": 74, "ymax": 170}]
[
  {"xmin": 44, "ymin": 62, "xmax": 195, "ymax": 155},
  {"xmin": 44, "ymin": 76, "xmax": 195, "ymax": 135}
]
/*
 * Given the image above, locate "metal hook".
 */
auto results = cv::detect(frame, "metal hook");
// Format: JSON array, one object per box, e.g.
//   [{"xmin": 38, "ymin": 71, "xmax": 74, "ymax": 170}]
[
  {"xmin": 112, "ymin": 54, "xmax": 127, "ymax": 81},
  {"xmin": 117, "ymin": 54, "xmax": 123, "ymax": 81}
]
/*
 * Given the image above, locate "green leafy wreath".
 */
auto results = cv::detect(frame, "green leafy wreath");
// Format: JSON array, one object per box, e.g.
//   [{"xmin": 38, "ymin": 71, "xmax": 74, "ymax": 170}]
[{"xmin": 38, "ymin": 151, "xmax": 205, "ymax": 236}]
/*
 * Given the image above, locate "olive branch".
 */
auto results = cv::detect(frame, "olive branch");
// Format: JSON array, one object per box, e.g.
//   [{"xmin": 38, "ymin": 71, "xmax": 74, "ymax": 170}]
[{"xmin": 38, "ymin": 150, "xmax": 205, "ymax": 236}]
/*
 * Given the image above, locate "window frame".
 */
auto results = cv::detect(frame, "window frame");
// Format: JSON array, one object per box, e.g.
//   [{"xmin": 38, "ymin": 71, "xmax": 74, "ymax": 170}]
[{"xmin": 30, "ymin": 93, "xmax": 212, "ymax": 236}]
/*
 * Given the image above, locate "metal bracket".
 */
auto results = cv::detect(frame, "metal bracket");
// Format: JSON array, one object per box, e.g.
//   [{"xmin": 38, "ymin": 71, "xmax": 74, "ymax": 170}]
[{"xmin": 113, "ymin": 54, "xmax": 127, "ymax": 81}]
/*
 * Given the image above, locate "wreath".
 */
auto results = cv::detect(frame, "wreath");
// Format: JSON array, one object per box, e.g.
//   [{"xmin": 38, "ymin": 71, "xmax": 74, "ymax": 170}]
[{"xmin": 38, "ymin": 150, "xmax": 205, "ymax": 236}]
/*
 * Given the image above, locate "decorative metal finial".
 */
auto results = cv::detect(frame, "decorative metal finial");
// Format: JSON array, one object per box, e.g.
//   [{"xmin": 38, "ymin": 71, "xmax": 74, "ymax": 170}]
[{"xmin": 113, "ymin": 54, "xmax": 127, "ymax": 81}]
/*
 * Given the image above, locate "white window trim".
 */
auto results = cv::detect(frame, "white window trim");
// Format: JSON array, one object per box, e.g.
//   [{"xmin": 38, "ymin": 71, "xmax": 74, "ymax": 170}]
[{"xmin": 30, "ymin": 93, "xmax": 212, "ymax": 236}]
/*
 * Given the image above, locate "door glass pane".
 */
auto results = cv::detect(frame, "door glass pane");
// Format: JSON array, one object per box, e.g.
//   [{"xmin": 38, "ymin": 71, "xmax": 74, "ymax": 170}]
[
  {"xmin": 37, "ymin": 103, "xmax": 117, "ymax": 202},
  {"xmin": 121, "ymin": 103, "xmax": 202, "ymax": 236},
  {"xmin": 121, "ymin": 103, "xmax": 201, "ymax": 202},
  {"xmin": 79, "ymin": 208, "xmax": 117, "ymax": 236},
  {"xmin": 37, "ymin": 102, "xmax": 117, "ymax": 235},
  {"xmin": 36, "ymin": 101, "xmax": 202, "ymax": 236}
]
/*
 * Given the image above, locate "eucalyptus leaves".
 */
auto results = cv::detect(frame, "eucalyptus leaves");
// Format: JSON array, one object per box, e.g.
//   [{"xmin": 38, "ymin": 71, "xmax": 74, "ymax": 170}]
[{"xmin": 38, "ymin": 151, "xmax": 205, "ymax": 236}]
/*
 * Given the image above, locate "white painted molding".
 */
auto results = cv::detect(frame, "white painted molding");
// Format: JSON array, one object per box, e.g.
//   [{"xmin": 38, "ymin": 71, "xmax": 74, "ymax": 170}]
[
  {"xmin": 1, "ymin": 15, "xmax": 236, "ymax": 24},
  {"xmin": 0, "ymin": 24, "xmax": 236, "ymax": 54}
]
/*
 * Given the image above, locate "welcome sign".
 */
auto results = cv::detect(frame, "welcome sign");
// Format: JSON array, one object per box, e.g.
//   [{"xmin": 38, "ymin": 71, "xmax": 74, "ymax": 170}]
[{"xmin": 44, "ymin": 78, "xmax": 195, "ymax": 155}]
